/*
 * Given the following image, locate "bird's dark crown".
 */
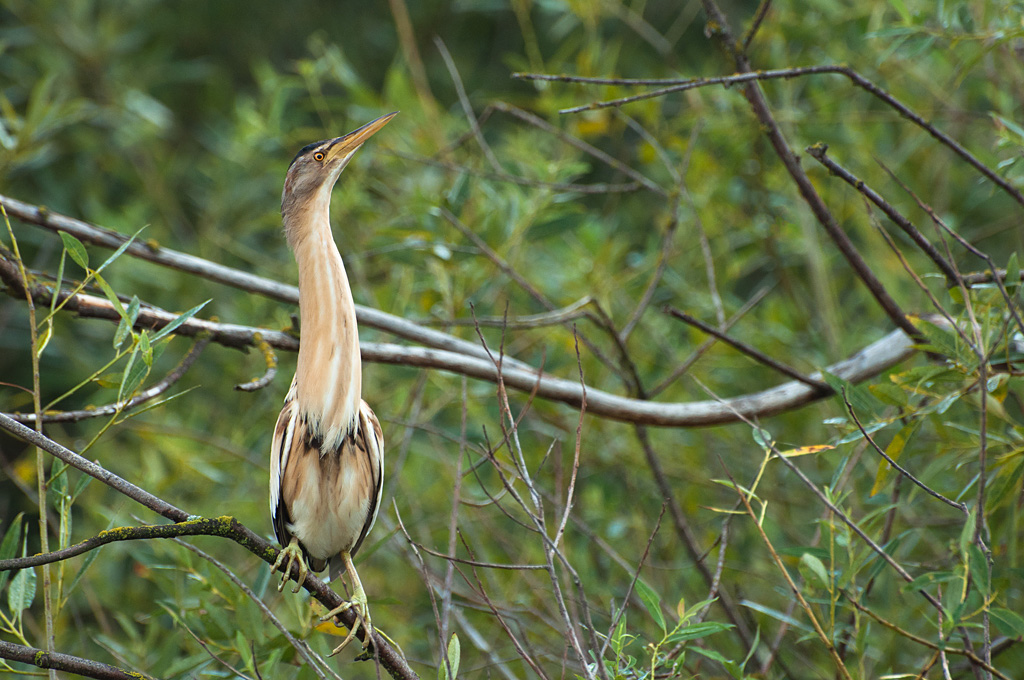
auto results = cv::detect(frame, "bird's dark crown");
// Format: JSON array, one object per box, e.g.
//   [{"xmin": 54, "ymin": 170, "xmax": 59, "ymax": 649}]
[{"xmin": 289, "ymin": 141, "xmax": 329, "ymax": 169}]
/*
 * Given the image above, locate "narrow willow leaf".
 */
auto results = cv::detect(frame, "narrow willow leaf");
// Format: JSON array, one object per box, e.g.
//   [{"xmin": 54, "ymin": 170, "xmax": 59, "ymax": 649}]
[
  {"xmin": 990, "ymin": 608, "xmax": 1024, "ymax": 638},
  {"xmin": 739, "ymin": 600, "xmax": 812, "ymax": 632},
  {"xmin": 823, "ymin": 372, "xmax": 877, "ymax": 415},
  {"xmin": 967, "ymin": 544, "xmax": 990, "ymax": 597},
  {"xmin": 751, "ymin": 426, "xmax": 773, "ymax": 450},
  {"xmin": 118, "ymin": 344, "xmax": 140, "ymax": 401},
  {"xmin": 0, "ymin": 513, "xmax": 23, "ymax": 594},
  {"xmin": 92, "ymin": 271, "xmax": 128, "ymax": 321},
  {"xmin": 118, "ymin": 345, "xmax": 150, "ymax": 401},
  {"xmin": 799, "ymin": 553, "xmax": 830, "ymax": 590},
  {"xmin": 150, "ymin": 300, "xmax": 210, "ymax": 344},
  {"xmin": 664, "ymin": 621, "xmax": 733, "ymax": 643},
  {"xmin": 1005, "ymin": 251, "xmax": 1020, "ymax": 290},
  {"xmin": 611, "ymin": 612, "xmax": 627, "ymax": 655},
  {"xmin": 139, "ymin": 330, "xmax": 152, "ymax": 367},
  {"xmin": 50, "ymin": 456, "xmax": 68, "ymax": 498},
  {"xmin": 95, "ymin": 228, "xmax": 142, "ymax": 275},
  {"xmin": 8, "ymin": 567, "xmax": 37, "ymax": 614},
  {"xmin": 65, "ymin": 539, "xmax": 103, "ymax": 600},
  {"xmin": 59, "ymin": 231, "xmax": 89, "ymax": 269},
  {"xmin": 871, "ymin": 420, "xmax": 920, "ymax": 496},
  {"xmin": 779, "ymin": 444, "xmax": 835, "ymax": 458},
  {"xmin": 445, "ymin": 632, "xmax": 460, "ymax": 680},
  {"xmin": 634, "ymin": 579, "xmax": 665, "ymax": 632},
  {"xmin": 113, "ymin": 296, "xmax": 141, "ymax": 349},
  {"xmin": 36, "ymin": 320, "xmax": 53, "ymax": 357}
]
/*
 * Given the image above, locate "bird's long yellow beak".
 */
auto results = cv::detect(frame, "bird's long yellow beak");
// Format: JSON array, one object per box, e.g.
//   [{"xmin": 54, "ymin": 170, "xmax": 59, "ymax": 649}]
[{"xmin": 325, "ymin": 112, "xmax": 398, "ymax": 161}]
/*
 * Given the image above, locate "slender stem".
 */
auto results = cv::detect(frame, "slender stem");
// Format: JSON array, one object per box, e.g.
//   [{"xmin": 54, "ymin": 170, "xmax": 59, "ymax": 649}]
[{"xmin": 2, "ymin": 207, "xmax": 56, "ymax": 679}]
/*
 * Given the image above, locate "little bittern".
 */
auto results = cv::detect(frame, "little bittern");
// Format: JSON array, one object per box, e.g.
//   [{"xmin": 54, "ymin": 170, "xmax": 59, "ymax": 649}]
[{"xmin": 269, "ymin": 112, "xmax": 396, "ymax": 655}]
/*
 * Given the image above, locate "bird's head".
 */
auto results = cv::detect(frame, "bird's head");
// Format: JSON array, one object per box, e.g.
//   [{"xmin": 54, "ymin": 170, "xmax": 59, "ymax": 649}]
[{"xmin": 281, "ymin": 111, "xmax": 397, "ymax": 240}]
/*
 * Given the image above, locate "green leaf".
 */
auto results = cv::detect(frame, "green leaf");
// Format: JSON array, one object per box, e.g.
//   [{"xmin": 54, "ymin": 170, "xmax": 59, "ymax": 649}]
[
  {"xmin": 967, "ymin": 544, "xmax": 990, "ymax": 597},
  {"xmin": 118, "ymin": 344, "xmax": 150, "ymax": 401},
  {"xmin": 139, "ymin": 330, "xmax": 152, "ymax": 367},
  {"xmin": 36, "ymin": 320, "xmax": 53, "ymax": 357},
  {"xmin": 664, "ymin": 621, "xmax": 734, "ymax": 643},
  {"xmin": 8, "ymin": 567, "xmax": 37, "ymax": 614},
  {"xmin": 739, "ymin": 600, "xmax": 813, "ymax": 632},
  {"xmin": 59, "ymin": 231, "xmax": 89, "ymax": 269},
  {"xmin": 634, "ymin": 579, "xmax": 665, "ymax": 632},
  {"xmin": 93, "ymin": 271, "xmax": 128, "ymax": 322},
  {"xmin": 150, "ymin": 300, "xmax": 210, "ymax": 344},
  {"xmin": 50, "ymin": 456, "xmax": 68, "ymax": 499},
  {"xmin": 823, "ymin": 373, "xmax": 877, "ymax": 415},
  {"xmin": 751, "ymin": 426, "xmax": 773, "ymax": 450},
  {"xmin": 990, "ymin": 608, "xmax": 1024, "ymax": 638},
  {"xmin": 114, "ymin": 296, "xmax": 141, "ymax": 348},
  {"xmin": 868, "ymin": 382, "xmax": 908, "ymax": 407},
  {"xmin": 611, "ymin": 612, "xmax": 627, "ymax": 656},
  {"xmin": 440, "ymin": 632, "xmax": 460, "ymax": 680},
  {"xmin": 798, "ymin": 553, "xmax": 830, "ymax": 590},
  {"xmin": 65, "ymin": 537, "xmax": 104, "ymax": 601},
  {"xmin": 888, "ymin": 0, "xmax": 912, "ymax": 24},
  {"xmin": 95, "ymin": 228, "xmax": 142, "ymax": 275},
  {"xmin": 958, "ymin": 508, "xmax": 977, "ymax": 557},
  {"xmin": 1005, "ymin": 252, "xmax": 1020, "ymax": 290},
  {"xmin": 871, "ymin": 420, "xmax": 920, "ymax": 496},
  {"xmin": 0, "ymin": 513, "xmax": 24, "ymax": 595}
]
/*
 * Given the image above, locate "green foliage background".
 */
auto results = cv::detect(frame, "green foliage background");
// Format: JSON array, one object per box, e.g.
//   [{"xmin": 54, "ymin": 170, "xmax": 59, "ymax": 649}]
[{"xmin": 1, "ymin": 0, "xmax": 1023, "ymax": 678}]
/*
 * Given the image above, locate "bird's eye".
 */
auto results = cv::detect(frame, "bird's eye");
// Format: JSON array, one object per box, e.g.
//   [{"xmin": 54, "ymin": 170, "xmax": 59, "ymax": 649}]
[{"xmin": 314, "ymin": 151, "xmax": 325, "ymax": 162}]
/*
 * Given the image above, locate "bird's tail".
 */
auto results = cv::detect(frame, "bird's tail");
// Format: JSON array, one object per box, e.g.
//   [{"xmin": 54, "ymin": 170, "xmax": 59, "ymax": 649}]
[{"xmin": 328, "ymin": 555, "xmax": 348, "ymax": 582}]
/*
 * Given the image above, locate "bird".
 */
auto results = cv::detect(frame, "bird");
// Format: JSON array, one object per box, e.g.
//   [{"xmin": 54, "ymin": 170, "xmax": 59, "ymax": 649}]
[{"xmin": 268, "ymin": 111, "xmax": 396, "ymax": 655}]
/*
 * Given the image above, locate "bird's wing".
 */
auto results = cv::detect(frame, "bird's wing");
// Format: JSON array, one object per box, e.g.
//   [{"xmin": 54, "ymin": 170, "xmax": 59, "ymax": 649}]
[
  {"xmin": 328, "ymin": 400, "xmax": 385, "ymax": 581},
  {"xmin": 269, "ymin": 382, "xmax": 299, "ymax": 550}
]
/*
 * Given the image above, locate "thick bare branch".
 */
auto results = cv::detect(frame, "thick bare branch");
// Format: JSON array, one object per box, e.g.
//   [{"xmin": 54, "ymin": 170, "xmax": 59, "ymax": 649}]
[
  {"xmin": 0, "ymin": 263, "xmax": 919, "ymax": 427},
  {"xmin": 0, "ymin": 192, "xmax": 531, "ymax": 372}
]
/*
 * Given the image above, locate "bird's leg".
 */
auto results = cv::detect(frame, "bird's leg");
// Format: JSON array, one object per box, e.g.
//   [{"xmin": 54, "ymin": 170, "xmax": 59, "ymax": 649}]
[
  {"xmin": 270, "ymin": 537, "xmax": 308, "ymax": 593},
  {"xmin": 321, "ymin": 551, "xmax": 373, "ymax": 655}
]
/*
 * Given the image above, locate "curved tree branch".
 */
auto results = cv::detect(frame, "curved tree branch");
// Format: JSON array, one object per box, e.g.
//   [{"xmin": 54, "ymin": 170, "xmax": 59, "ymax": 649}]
[
  {"xmin": 1, "ymin": 254, "xmax": 918, "ymax": 428},
  {"xmin": 0, "ymin": 192, "xmax": 531, "ymax": 372}
]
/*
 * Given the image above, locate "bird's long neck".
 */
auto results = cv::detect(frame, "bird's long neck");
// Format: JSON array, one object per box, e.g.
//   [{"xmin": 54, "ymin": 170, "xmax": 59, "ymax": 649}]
[{"xmin": 288, "ymin": 211, "xmax": 362, "ymax": 449}]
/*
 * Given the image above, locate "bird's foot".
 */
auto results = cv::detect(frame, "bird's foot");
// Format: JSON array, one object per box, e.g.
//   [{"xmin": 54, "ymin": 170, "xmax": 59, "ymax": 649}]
[
  {"xmin": 270, "ymin": 538, "xmax": 308, "ymax": 593},
  {"xmin": 322, "ymin": 592, "xmax": 373, "ymax": 656}
]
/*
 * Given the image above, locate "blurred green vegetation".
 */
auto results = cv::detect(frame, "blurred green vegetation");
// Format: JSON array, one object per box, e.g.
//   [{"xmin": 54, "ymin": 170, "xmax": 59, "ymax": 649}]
[{"xmin": 2, "ymin": 0, "xmax": 1023, "ymax": 678}]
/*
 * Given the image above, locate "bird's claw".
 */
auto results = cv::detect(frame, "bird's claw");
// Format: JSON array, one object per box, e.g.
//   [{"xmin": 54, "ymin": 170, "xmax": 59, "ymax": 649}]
[
  {"xmin": 270, "ymin": 540, "xmax": 308, "ymax": 593},
  {"xmin": 323, "ymin": 597, "xmax": 373, "ymax": 656}
]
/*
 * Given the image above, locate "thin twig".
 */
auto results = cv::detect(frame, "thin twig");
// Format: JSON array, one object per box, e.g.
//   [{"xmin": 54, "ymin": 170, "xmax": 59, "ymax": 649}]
[
  {"xmin": 491, "ymin": 101, "xmax": 666, "ymax": 196},
  {"xmin": 805, "ymin": 144, "xmax": 960, "ymax": 284},
  {"xmin": 841, "ymin": 389, "xmax": 968, "ymax": 513},
  {"xmin": 741, "ymin": 0, "xmax": 774, "ymax": 52},
  {"xmin": 234, "ymin": 333, "xmax": 278, "ymax": 391},
  {"xmin": 665, "ymin": 306, "xmax": 832, "ymax": 392}
]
